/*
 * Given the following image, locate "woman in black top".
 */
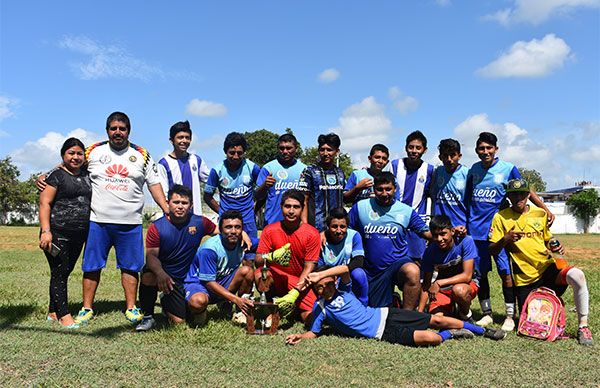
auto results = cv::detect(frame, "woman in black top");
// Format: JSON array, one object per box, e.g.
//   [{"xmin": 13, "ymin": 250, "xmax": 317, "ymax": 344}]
[{"xmin": 39, "ymin": 137, "xmax": 91, "ymax": 328}]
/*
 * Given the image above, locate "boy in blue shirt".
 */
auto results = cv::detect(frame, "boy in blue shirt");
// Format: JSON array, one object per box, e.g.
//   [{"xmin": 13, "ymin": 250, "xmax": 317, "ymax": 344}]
[
  {"xmin": 419, "ymin": 215, "xmax": 479, "ymax": 321},
  {"xmin": 344, "ymin": 144, "xmax": 390, "ymax": 205},
  {"xmin": 286, "ymin": 268, "xmax": 506, "ymax": 346}
]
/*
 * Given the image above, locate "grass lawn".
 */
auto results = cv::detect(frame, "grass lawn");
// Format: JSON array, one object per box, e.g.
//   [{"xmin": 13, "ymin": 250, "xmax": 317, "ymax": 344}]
[{"xmin": 1, "ymin": 227, "xmax": 599, "ymax": 387}]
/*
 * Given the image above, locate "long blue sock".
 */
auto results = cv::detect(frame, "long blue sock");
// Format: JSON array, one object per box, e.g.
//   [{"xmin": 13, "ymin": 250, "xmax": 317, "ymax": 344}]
[
  {"xmin": 439, "ymin": 330, "xmax": 452, "ymax": 342},
  {"xmin": 351, "ymin": 268, "xmax": 369, "ymax": 306},
  {"xmin": 464, "ymin": 322, "xmax": 485, "ymax": 335}
]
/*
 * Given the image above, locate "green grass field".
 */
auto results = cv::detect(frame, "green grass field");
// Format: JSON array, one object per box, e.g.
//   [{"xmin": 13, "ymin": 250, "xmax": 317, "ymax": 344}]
[{"xmin": 1, "ymin": 227, "xmax": 599, "ymax": 387}]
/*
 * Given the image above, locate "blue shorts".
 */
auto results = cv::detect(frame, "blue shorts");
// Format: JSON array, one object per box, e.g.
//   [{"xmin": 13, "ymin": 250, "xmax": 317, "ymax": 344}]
[
  {"xmin": 184, "ymin": 270, "xmax": 237, "ymax": 304},
  {"xmin": 82, "ymin": 222, "xmax": 144, "ymax": 272},
  {"xmin": 367, "ymin": 258, "xmax": 414, "ymax": 308},
  {"xmin": 474, "ymin": 240, "xmax": 510, "ymax": 276}
]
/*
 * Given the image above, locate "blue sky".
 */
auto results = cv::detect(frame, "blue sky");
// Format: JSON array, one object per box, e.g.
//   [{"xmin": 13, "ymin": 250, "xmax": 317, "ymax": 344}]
[{"xmin": 1, "ymin": 0, "xmax": 599, "ymax": 190}]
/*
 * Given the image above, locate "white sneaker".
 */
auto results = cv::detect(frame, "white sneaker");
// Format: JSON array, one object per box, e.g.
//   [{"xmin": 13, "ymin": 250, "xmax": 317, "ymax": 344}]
[
  {"xmin": 476, "ymin": 315, "xmax": 494, "ymax": 327},
  {"xmin": 501, "ymin": 317, "xmax": 515, "ymax": 332}
]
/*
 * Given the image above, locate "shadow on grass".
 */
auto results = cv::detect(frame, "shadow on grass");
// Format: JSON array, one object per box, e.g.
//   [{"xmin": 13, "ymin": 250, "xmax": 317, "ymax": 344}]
[
  {"xmin": 0, "ymin": 303, "xmax": 38, "ymax": 328},
  {"xmin": 4, "ymin": 324, "xmax": 135, "ymax": 339}
]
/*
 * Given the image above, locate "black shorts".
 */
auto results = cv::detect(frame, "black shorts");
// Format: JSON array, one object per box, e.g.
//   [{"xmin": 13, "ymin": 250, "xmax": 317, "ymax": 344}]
[
  {"xmin": 380, "ymin": 308, "xmax": 431, "ymax": 346},
  {"xmin": 515, "ymin": 263, "xmax": 568, "ymax": 313},
  {"xmin": 160, "ymin": 282, "xmax": 187, "ymax": 320}
]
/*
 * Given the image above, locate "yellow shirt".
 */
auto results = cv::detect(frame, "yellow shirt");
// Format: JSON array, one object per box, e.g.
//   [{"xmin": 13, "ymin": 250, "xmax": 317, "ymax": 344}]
[{"xmin": 488, "ymin": 205, "xmax": 552, "ymax": 286}]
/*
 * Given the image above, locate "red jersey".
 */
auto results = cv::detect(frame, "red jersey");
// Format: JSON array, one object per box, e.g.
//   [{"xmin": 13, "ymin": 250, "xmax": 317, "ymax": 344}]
[{"xmin": 257, "ymin": 222, "xmax": 320, "ymax": 276}]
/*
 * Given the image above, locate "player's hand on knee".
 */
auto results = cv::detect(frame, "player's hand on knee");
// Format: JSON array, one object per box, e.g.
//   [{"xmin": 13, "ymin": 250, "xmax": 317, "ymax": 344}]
[{"xmin": 157, "ymin": 272, "xmax": 175, "ymax": 293}]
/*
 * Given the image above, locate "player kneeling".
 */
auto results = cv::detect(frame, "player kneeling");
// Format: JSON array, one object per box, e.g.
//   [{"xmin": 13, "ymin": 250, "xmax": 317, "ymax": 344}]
[
  {"xmin": 419, "ymin": 215, "xmax": 479, "ymax": 322},
  {"xmin": 184, "ymin": 211, "xmax": 256, "ymax": 327},
  {"xmin": 286, "ymin": 268, "xmax": 505, "ymax": 347}
]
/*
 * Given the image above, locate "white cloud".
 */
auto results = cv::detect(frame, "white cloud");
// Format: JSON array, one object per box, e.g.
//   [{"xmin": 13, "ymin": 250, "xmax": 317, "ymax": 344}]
[
  {"xmin": 476, "ymin": 34, "xmax": 572, "ymax": 78},
  {"xmin": 0, "ymin": 95, "xmax": 18, "ymax": 120},
  {"xmin": 318, "ymin": 68, "xmax": 341, "ymax": 83},
  {"xmin": 483, "ymin": 0, "xmax": 600, "ymax": 26},
  {"xmin": 388, "ymin": 86, "xmax": 419, "ymax": 114},
  {"xmin": 330, "ymin": 96, "xmax": 393, "ymax": 159},
  {"xmin": 185, "ymin": 99, "xmax": 228, "ymax": 117},
  {"xmin": 572, "ymin": 144, "xmax": 600, "ymax": 161},
  {"xmin": 10, "ymin": 128, "xmax": 103, "ymax": 175},
  {"xmin": 195, "ymin": 134, "xmax": 225, "ymax": 150},
  {"xmin": 0, "ymin": 129, "xmax": 9, "ymax": 138}
]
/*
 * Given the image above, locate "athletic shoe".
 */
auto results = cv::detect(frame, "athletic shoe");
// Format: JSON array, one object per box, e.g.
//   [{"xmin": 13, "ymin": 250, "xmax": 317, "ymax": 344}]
[
  {"xmin": 577, "ymin": 327, "xmax": 594, "ymax": 346},
  {"xmin": 46, "ymin": 315, "xmax": 56, "ymax": 322},
  {"xmin": 501, "ymin": 317, "xmax": 515, "ymax": 332},
  {"xmin": 125, "ymin": 306, "xmax": 143, "ymax": 323},
  {"xmin": 61, "ymin": 323, "xmax": 80, "ymax": 330},
  {"xmin": 476, "ymin": 314, "xmax": 494, "ymax": 327},
  {"xmin": 232, "ymin": 311, "xmax": 247, "ymax": 326},
  {"xmin": 483, "ymin": 328, "xmax": 507, "ymax": 341},
  {"xmin": 449, "ymin": 328, "xmax": 475, "ymax": 340},
  {"xmin": 73, "ymin": 308, "xmax": 94, "ymax": 324},
  {"xmin": 264, "ymin": 243, "xmax": 292, "ymax": 266},
  {"xmin": 189, "ymin": 310, "xmax": 208, "ymax": 328},
  {"xmin": 135, "ymin": 316, "xmax": 156, "ymax": 332}
]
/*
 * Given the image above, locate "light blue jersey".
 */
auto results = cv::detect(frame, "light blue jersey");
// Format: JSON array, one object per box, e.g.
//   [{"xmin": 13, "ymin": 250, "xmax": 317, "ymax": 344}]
[
  {"xmin": 205, "ymin": 159, "xmax": 261, "ymax": 237},
  {"xmin": 319, "ymin": 229, "xmax": 365, "ymax": 267},
  {"xmin": 344, "ymin": 169, "xmax": 376, "ymax": 204},
  {"xmin": 185, "ymin": 235, "xmax": 255, "ymax": 284},
  {"xmin": 349, "ymin": 198, "xmax": 429, "ymax": 275},
  {"xmin": 256, "ymin": 158, "xmax": 306, "ymax": 225},
  {"xmin": 430, "ymin": 165, "xmax": 469, "ymax": 227},
  {"xmin": 466, "ymin": 158, "xmax": 520, "ymax": 240}
]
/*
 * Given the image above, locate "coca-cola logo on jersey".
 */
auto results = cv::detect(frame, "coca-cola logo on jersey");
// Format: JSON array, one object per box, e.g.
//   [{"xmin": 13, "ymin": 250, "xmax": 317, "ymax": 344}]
[{"xmin": 105, "ymin": 164, "xmax": 129, "ymax": 178}]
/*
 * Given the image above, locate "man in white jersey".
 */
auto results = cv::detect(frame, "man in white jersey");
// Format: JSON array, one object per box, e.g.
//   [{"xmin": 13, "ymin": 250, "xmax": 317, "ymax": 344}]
[
  {"xmin": 75, "ymin": 112, "xmax": 169, "ymax": 324},
  {"xmin": 157, "ymin": 120, "xmax": 210, "ymax": 216}
]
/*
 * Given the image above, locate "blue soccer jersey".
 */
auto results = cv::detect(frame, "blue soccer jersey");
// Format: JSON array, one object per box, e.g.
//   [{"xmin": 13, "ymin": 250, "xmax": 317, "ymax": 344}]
[
  {"xmin": 349, "ymin": 198, "xmax": 429, "ymax": 275},
  {"xmin": 205, "ymin": 159, "xmax": 261, "ymax": 237},
  {"xmin": 299, "ymin": 164, "xmax": 346, "ymax": 232},
  {"xmin": 311, "ymin": 281, "xmax": 387, "ymax": 339},
  {"xmin": 421, "ymin": 235, "xmax": 480, "ymax": 286},
  {"xmin": 466, "ymin": 158, "xmax": 521, "ymax": 240},
  {"xmin": 256, "ymin": 158, "xmax": 306, "ymax": 225},
  {"xmin": 185, "ymin": 235, "xmax": 256, "ymax": 284},
  {"xmin": 344, "ymin": 168, "xmax": 376, "ymax": 204},
  {"xmin": 146, "ymin": 214, "xmax": 216, "ymax": 281},
  {"xmin": 158, "ymin": 153, "xmax": 210, "ymax": 216},
  {"xmin": 430, "ymin": 164, "xmax": 469, "ymax": 227},
  {"xmin": 319, "ymin": 229, "xmax": 365, "ymax": 267}
]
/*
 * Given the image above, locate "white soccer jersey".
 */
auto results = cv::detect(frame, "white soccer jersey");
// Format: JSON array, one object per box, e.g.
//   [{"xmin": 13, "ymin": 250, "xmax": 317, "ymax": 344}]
[
  {"xmin": 86, "ymin": 141, "xmax": 161, "ymax": 224},
  {"xmin": 157, "ymin": 153, "xmax": 210, "ymax": 215}
]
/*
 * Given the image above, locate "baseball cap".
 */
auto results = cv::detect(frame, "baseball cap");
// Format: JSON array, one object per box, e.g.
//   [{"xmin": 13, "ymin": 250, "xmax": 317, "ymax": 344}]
[{"xmin": 506, "ymin": 178, "xmax": 530, "ymax": 193}]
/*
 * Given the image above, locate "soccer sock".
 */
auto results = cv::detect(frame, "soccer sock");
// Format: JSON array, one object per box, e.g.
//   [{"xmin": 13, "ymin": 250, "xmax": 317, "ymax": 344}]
[
  {"xmin": 350, "ymin": 268, "xmax": 369, "ymax": 306},
  {"xmin": 463, "ymin": 322, "xmax": 485, "ymax": 336},
  {"xmin": 138, "ymin": 283, "xmax": 157, "ymax": 316},
  {"xmin": 478, "ymin": 276, "xmax": 492, "ymax": 315},
  {"xmin": 566, "ymin": 268, "xmax": 590, "ymax": 328},
  {"xmin": 459, "ymin": 309, "xmax": 472, "ymax": 321},
  {"xmin": 439, "ymin": 330, "xmax": 452, "ymax": 342},
  {"xmin": 502, "ymin": 285, "xmax": 515, "ymax": 318}
]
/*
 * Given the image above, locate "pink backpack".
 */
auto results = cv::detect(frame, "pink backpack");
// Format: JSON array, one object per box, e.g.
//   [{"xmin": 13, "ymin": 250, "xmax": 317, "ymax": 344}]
[{"xmin": 517, "ymin": 287, "xmax": 567, "ymax": 341}]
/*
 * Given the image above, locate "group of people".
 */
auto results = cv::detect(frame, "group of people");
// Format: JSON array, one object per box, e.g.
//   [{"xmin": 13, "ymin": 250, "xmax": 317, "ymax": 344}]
[{"xmin": 37, "ymin": 111, "xmax": 593, "ymax": 347}]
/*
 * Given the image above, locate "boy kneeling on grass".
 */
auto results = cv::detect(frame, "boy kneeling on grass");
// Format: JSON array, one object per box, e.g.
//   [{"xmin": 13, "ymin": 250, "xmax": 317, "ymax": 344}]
[
  {"xmin": 286, "ymin": 267, "xmax": 506, "ymax": 347},
  {"xmin": 418, "ymin": 215, "xmax": 479, "ymax": 322}
]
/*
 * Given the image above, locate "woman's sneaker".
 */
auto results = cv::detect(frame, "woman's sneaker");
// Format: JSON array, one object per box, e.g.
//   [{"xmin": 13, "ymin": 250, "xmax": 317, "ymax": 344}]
[
  {"xmin": 577, "ymin": 327, "xmax": 594, "ymax": 346},
  {"xmin": 476, "ymin": 315, "xmax": 494, "ymax": 327},
  {"xmin": 74, "ymin": 308, "xmax": 94, "ymax": 324},
  {"xmin": 501, "ymin": 317, "xmax": 515, "ymax": 332}
]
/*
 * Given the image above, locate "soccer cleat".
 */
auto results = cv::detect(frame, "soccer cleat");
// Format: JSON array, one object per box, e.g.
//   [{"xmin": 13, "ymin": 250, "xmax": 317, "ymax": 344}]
[
  {"xmin": 483, "ymin": 328, "xmax": 507, "ymax": 341},
  {"xmin": 189, "ymin": 310, "xmax": 208, "ymax": 328},
  {"xmin": 135, "ymin": 316, "xmax": 156, "ymax": 332},
  {"xmin": 125, "ymin": 306, "xmax": 143, "ymax": 323},
  {"xmin": 264, "ymin": 243, "xmax": 292, "ymax": 266},
  {"xmin": 276, "ymin": 288, "xmax": 300, "ymax": 319},
  {"xmin": 449, "ymin": 328, "xmax": 475, "ymax": 340},
  {"xmin": 476, "ymin": 314, "xmax": 494, "ymax": 327},
  {"xmin": 577, "ymin": 327, "xmax": 594, "ymax": 346},
  {"xmin": 74, "ymin": 308, "xmax": 94, "ymax": 324},
  {"xmin": 232, "ymin": 311, "xmax": 247, "ymax": 326},
  {"xmin": 501, "ymin": 317, "xmax": 515, "ymax": 332}
]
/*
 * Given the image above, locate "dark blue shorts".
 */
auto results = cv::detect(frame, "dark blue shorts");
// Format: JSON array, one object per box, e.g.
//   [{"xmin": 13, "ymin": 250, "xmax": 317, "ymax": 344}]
[
  {"xmin": 82, "ymin": 222, "xmax": 144, "ymax": 272},
  {"xmin": 474, "ymin": 240, "xmax": 510, "ymax": 276},
  {"xmin": 184, "ymin": 270, "xmax": 237, "ymax": 304},
  {"xmin": 367, "ymin": 258, "xmax": 414, "ymax": 308}
]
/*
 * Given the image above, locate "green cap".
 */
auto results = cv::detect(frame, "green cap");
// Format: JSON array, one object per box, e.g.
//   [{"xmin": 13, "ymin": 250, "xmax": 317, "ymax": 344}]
[{"xmin": 506, "ymin": 178, "xmax": 530, "ymax": 193}]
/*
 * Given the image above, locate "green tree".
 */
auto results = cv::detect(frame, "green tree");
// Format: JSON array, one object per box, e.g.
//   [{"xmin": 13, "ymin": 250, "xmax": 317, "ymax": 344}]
[
  {"xmin": 300, "ymin": 147, "xmax": 354, "ymax": 177},
  {"xmin": 0, "ymin": 157, "xmax": 38, "ymax": 225},
  {"xmin": 243, "ymin": 129, "xmax": 280, "ymax": 167},
  {"xmin": 518, "ymin": 168, "xmax": 547, "ymax": 192},
  {"xmin": 566, "ymin": 189, "xmax": 600, "ymax": 233}
]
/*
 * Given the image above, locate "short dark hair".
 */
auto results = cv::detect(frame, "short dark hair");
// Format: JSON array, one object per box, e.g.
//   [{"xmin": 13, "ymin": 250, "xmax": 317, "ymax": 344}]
[
  {"xmin": 477, "ymin": 132, "xmax": 498, "ymax": 147},
  {"xmin": 60, "ymin": 137, "xmax": 86, "ymax": 157},
  {"xmin": 219, "ymin": 210, "xmax": 244, "ymax": 230},
  {"xmin": 370, "ymin": 143, "xmax": 389, "ymax": 157},
  {"xmin": 374, "ymin": 171, "xmax": 396, "ymax": 187},
  {"xmin": 405, "ymin": 130, "xmax": 427, "ymax": 148},
  {"xmin": 325, "ymin": 207, "xmax": 349, "ymax": 226},
  {"xmin": 106, "ymin": 111, "xmax": 131, "ymax": 132},
  {"xmin": 429, "ymin": 215, "xmax": 453, "ymax": 232},
  {"xmin": 223, "ymin": 132, "xmax": 247, "ymax": 152},
  {"xmin": 278, "ymin": 133, "xmax": 298, "ymax": 146},
  {"xmin": 438, "ymin": 138, "xmax": 461, "ymax": 155},
  {"xmin": 317, "ymin": 133, "xmax": 341, "ymax": 150},
  {"xmin": 169, "ymin": 121, "xmax": 192, "ymax": 140},
  {"xmin": 168, "ymin": 184, "xmax": 193, "ymax": 202},
  {"xmin": 280, "ymin": 189, "xmax": 305, "ymax": 208}
]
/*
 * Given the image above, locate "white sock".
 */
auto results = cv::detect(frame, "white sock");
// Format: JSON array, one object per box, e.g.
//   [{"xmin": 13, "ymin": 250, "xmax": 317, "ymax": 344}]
[{"xmin": 566, "ymin": 268, "xmax": 589, "ymax": 328}]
